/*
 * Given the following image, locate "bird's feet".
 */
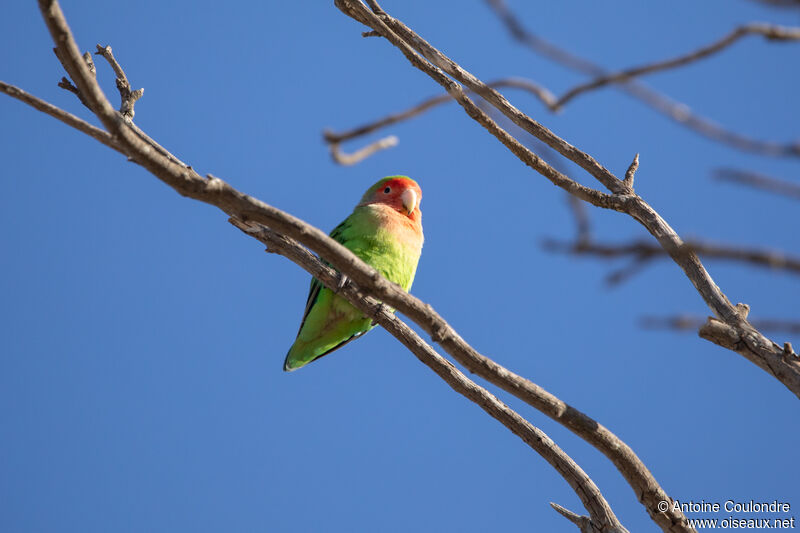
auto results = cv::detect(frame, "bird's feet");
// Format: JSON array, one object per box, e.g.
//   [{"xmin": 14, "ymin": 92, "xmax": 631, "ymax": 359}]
[
  {"xmin": 371, "ymin": 302, "xmax": 390, "ymax": 326},
  {"xmin": 335, "ymin": 272, "xmax": 349, "ymax": 293}
]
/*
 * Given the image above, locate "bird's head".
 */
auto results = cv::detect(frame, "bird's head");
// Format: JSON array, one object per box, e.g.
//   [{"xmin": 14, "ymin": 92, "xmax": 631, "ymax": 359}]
[{"xmin": 358, "ymin": 176, "xmax": 422, "ymax": 218}]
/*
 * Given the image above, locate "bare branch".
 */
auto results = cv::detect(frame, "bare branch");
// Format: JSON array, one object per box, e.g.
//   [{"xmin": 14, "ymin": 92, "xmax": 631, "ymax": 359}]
[
  {"xmin": 94, "ymin": 44, "xmax": 143, "ymax": 120},
  {"xmin": 701, "ymin": 317, "xmax": 799, "ymax": 361},
  {"xmin": 541, "ymin": 237, "xmax": 800, "ymax": 278},
  {"xmin": 0, "ymin": 80, "xmax": 123, "ymax": 154},
  {"xmin": 551, "ymin": 502, "xmax": 596, "ymax": 533},
  {"xmin": 714, "ymin": 168, "xmax": 800, "ymax": 201},
  {"xmin": 642, "ymin": 315, "xmax": 800, "ymax": 335},
  {"xmin": 324, "ymin": 77, "xmax": 556, "ymax": 145},
  {"xmin": 51, "ymin": 31, "xmax": 187, "ymax": 169},
  {"xmin": 53, "ymin": 47, "xmax": 95, "ymax": 109},
  {"xmin": 623, "ymin": 153, "xmax": 639, "ymax": 190},
  {"xmin": 485, "ymin": 0, "xmax": 800, "ymax": 158},
  {"xmin": 329, "ymin": 135, "xmax": 398, "ymax": 165},
  {"xmin": 57, "ymin": 75, "xmax": 83, "ymax": 100},
  {"xmin": 555, "ymin": 23, "xmax": 800, "ymax": 109},
  {"xmin": 230, "ymin": 219, "xmax": 627, "ymax": 533},
  {"xmin": 325, "ymin": 93, "xmax": 451, "ymax": 145}
]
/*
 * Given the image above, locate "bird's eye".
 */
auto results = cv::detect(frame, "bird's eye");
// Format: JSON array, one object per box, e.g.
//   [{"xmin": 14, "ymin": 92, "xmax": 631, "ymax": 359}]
[{"xmin": 383, "ymin": 187, "xmax": 391, "ymax": 194}]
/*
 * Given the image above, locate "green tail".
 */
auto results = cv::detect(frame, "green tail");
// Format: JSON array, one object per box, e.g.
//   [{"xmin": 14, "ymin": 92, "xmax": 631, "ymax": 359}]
[{"xmin": 283, "ymin": 327, "xmax": 370, "ymax": 371}]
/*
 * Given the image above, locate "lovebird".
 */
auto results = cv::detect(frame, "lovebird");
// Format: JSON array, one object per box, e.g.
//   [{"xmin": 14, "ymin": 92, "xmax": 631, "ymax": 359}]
[{"xmin": 284, "ymin": 176, "xmax": 424, "ymax": 371}]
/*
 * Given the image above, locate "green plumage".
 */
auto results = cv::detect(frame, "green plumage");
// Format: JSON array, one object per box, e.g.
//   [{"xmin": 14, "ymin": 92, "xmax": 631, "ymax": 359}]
[{"xmin": 284, "ymin": 177, "xmax": 423, "ymax": 371}]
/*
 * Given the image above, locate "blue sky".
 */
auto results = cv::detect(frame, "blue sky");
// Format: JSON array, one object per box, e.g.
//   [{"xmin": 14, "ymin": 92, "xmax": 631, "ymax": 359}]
[{"xmin": 1, "ymin": 1, "xmax": 798, "ymax": 532}]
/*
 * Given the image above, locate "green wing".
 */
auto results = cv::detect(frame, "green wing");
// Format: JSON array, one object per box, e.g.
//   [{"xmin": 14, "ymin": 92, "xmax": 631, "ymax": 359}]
[
  {"xmin": 284, "ymin": 217, "xmax": 373, "ymax": 371},
  {"xmin": 292, "ymin": 218, "xmax": 348, "ymax": 337}
]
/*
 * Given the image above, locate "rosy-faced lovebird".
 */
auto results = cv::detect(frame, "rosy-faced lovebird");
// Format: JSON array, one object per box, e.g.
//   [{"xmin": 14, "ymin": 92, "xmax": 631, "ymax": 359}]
[{"xmin": 284, "ymin": 176, "xmax": 424, "ymax": 371}]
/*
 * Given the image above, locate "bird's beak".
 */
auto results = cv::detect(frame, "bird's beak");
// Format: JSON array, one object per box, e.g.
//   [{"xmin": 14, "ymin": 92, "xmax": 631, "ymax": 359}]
[{"xmin": 401, "ymin": 188, "xmax": 417, "ymax": 216}]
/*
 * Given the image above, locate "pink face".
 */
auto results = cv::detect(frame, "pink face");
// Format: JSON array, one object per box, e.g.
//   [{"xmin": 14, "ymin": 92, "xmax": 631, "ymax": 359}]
[{"xmin": 363, "ymin": 178, "xmax": 422, "ymax": 218}]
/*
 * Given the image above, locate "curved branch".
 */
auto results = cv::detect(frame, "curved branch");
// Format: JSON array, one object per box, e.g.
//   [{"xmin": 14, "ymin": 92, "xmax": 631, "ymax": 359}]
[
  {"xmin": 555, "ymin": 23, "xmax": 800, "ymax": 109},
  {"xmin": 485, "ymin": 0, "xmax": 800, "ymax": 158},
  {"xmin": 642, "ymin": 315, "xmax": 800, "ymax": 336},
  {"xmin": 329, "ymin": 135, "xmax": 398, "ymax": 165},
  {"xmin": 0, "ymin": 81, "xmax": 123, "ymax": 154},
  {"xmin": 94, "ymin": 44, "xmax": 143, "ymax": 119},
  {"xmin": 323, "ymin": 77, "xmax": 556, "ymax": 149},
  {"xmin": 230, "ymin": 219, "xmax": 627, "ymax": 533},
  {"xmin": 542, "ymin": 237, "xmax": 800, "ymax": 279}
]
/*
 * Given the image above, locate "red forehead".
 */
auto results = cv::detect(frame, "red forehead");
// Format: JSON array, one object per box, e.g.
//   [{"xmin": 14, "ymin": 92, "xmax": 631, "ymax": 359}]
[
  {"xmin": 360, "ymin": 176, "xmax": 422, "ymax": 207},
  {"xmin": 381, "ymin": 177, "xmax": 421, "ymax": 195}
]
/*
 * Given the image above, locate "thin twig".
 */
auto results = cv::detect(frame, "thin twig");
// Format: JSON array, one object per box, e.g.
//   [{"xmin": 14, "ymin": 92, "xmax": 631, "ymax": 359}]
[
  {"xmin": 93, "ymin": 44, "xmax": 188, "ymax": 167},
  {"xmin": 541, "ymin": 238, "xmax": 800, "ymax": 278},
  {"xmin": 642, "ymin": 315, "xmax": 800, "ymax": 335},
  {"xmin": 554, "ymin": 23, "xmax": 800, "ymax": 109},
  {"xmin": 485, "ymin": 0, "xmax": 800, "ymax": 157},
  {"xmin": 53, "ymin": 47, "xmax": 95, "ymax": 109},
  {"xmin": 623, "ymin": 153, "xmax": 639, "ymax": 190},
  {"xmin": 714, "ymin": 168, "xmax": 800, "ymax": 201},
  {"xmin": 551, "ymin": 503, "xmax": 595, "ymax": 533},
  {"xmin": 52, "ymin": 37, "xmax": 188, "ymax": 168},
  {"xmin": 323, "ymin": 77, "xmax": 555, "ymax": 146},
  {"xmin": 329, "ymin": 135, "xmax": 398, "ymax": 165},
  {"xmin": 700, "ymin": 317, "xmax": 799, "ymax": 360},
  {"xmin": 94, "ymin": 44, "xmax": 143, "ymax": 119},
  {"xmin": 0, "ymin": 80, "xmax": 123, "ymax": 154}
]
